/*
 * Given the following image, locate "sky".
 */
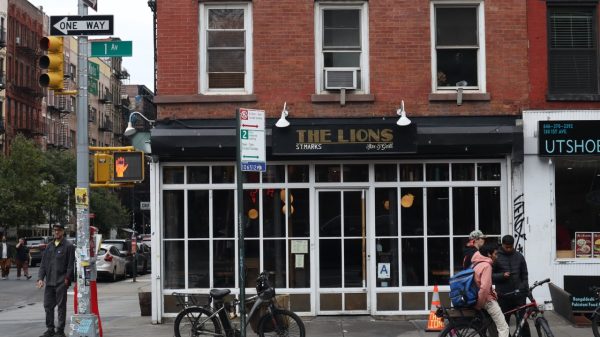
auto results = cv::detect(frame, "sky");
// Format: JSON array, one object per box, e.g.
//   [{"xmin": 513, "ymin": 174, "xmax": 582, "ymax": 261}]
[{"xmin": 29, "ymin": 0, "xmax": 155, "ymax": 92}]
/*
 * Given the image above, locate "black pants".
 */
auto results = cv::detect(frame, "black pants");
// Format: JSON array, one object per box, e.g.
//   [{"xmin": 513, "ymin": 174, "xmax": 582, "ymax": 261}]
[
  {"xmin": 498, "ymin": 295, "xmax": 531, "ymax": 337},
  {"xmin": 44, "ymin": 283, "xmax": 68, "ymax": 332}
]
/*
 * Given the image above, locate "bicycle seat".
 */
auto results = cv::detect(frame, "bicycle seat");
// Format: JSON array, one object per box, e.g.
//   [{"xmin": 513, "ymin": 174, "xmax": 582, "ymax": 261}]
[{"xmin": 210, "ymin": 289, "xmax": 231, "ymax": 299}]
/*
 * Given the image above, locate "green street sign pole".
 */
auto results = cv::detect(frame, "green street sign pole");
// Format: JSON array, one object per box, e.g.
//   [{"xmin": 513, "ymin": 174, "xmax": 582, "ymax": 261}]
[
  {"xmin": 90, "ymin": 41, "xmax": 132, "ymax": 57},
  {"xmin": 236, "ymin": 108, "xmax": 246, "ymax": 337}
]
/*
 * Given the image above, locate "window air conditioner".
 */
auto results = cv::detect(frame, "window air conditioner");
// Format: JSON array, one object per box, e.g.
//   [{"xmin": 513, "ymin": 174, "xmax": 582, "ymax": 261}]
[
  {"xmin": 325, "ymin": 68, "xmax": 357, "ymax": 90},
  {"xmin": 15, "ymin": 36, "xmax": 20, "ymax": 45}
]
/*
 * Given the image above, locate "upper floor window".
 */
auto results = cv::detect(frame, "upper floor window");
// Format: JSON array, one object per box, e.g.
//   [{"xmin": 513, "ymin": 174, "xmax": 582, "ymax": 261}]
[
  {"xmin": 199, "ymin": 3, "xmax": 253, "ymax": 94},
  {"xmin": 315, "ymin": 2, "xmax": 369, "ymax": 94},
  {"xmin": 431, "ymin": 1, "xmax": 486, "ymax": 93},
  {"xmin": 548, "ymin": 5, "xmax": 599, "ymax": 97}
]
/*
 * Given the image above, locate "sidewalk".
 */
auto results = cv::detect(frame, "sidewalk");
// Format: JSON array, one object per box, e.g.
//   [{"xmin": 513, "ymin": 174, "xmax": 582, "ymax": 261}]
[{"xmin": 0, "ymin": 274, "xmax": 593, "ymax": 337}]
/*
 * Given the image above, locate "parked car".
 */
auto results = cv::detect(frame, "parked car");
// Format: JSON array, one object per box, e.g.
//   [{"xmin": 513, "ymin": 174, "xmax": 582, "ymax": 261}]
[
  {"xmin": 102, "ymin": 239, "xmax": 134, "ymax": 275},
  {"xmin": 135, "ymin": 242, "xmax": 151, "ymax": 274},
  {"xmin": 96, "ymin": 244, "xmax": 127, "ymax": 282},
  {"xmin": 24, "ymin": 236, "xmax": 51, "ymax": 267}
]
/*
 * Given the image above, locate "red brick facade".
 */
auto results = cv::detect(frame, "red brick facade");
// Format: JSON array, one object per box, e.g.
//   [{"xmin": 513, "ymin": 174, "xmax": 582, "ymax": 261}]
[{"xmin": 156, "ymin": 0, "xmax": 529, "ymax": 120}]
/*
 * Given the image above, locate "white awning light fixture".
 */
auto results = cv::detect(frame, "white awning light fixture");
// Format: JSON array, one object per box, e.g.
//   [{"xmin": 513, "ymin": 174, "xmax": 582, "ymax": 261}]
[
  {"xmin": 396, "ymin": 100, "xmax": 411, "ymax": 126},
  {"xmin": 275, "ymin": 102, "xmax": 290, "ymax": 128}
]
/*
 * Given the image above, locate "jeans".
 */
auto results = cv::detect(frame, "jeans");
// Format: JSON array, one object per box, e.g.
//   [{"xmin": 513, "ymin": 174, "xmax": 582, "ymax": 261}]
[
  {"xmin": 485, "ymin": 300, "xmax": 509, "ymax": 337},
  {"xmin": 44, "ymin": 283, "xmax": 68, "ymax": 332}
]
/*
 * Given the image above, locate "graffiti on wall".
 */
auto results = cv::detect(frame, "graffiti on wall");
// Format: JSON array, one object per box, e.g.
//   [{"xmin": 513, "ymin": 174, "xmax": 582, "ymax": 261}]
[{"xmin": 513, "ymin": 193, "xmax": 526, "ymax": 253}]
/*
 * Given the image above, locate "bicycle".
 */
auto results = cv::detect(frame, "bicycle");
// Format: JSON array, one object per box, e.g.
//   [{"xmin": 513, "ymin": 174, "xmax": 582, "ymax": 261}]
[
  {"xmin": 436, "ymin": 278, "xmax": 554, "ymax": 337},
  {"xmin": 590, "ymin": 286, "xmax": 600, "ymax": 337},
  {"xmin": 173, "ymin": 271, "xmax": 306, "ymax": 337}
]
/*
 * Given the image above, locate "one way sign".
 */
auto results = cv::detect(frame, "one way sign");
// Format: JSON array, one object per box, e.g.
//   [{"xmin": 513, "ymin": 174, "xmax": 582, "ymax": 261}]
[{"xmin": 50, "ymin": 15, "xmax": 114, "ymax": 36}]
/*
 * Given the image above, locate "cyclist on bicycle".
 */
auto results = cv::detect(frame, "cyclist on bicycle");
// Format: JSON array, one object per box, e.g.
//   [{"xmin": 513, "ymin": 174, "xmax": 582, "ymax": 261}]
[
  {"xmin": 473, "ymin": 242, "xmax": 509, "ymax": 337},
  {"xmin": 493, "ymin": 235, "xmax": 530, "ymax": 337}
]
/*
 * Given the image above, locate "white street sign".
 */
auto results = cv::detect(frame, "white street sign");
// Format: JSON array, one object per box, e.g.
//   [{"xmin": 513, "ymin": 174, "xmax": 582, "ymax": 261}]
[
  {"xmin": 50, "ymin": 15, "xmax": 114, "ymax": 36},
  {"xmin": 239, "ymin": 108, "xmax": 266, "ymax": 172}
]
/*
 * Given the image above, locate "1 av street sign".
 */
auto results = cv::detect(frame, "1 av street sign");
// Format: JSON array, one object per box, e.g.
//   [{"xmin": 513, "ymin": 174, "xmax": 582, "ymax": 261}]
[
  {"xmin": 91, "ymin": 41, "xmax": 132, "ymax": 57},
  {"xmin": 50, "ymin": 15, "xmax": 114, "ymax": 36}
]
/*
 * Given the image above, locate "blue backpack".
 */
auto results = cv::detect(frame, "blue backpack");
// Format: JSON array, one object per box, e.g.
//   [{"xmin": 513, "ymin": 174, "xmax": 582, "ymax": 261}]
[{"xmin": 449, "ymin": 265, "xmax": 480, "ymax": 307}]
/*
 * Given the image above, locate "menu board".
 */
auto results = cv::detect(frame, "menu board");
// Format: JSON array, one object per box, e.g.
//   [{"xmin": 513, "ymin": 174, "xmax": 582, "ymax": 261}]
[
  {"xmin": 575, "ymin": 232, "xmax": 593, "ymax": 258},
  {"xmin": 594, "ymin": 233, "xmax": 600, "ymax": 257}
]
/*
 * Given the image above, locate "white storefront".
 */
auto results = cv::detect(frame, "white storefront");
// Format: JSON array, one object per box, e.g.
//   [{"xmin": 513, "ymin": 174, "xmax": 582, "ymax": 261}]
[{"xmin": 523, "ymin": 110, "xmax": 600, "ymax": 311}]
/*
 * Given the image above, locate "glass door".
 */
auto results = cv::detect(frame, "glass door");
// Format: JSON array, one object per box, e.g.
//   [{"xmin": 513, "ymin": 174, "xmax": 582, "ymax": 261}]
[{"xmin": 317, "ymin": 189, "xmax": 369, "ymax": 314}]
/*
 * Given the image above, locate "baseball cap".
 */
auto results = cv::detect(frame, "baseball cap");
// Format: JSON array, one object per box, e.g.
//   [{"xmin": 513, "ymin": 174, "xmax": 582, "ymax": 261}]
[
  {"xmin": 469, "ymin": 229, "xmax": 486, "ymax": 240},
  {"xmin": 53, "ymin": 223, "xmax": 65, "ymax": 230}
]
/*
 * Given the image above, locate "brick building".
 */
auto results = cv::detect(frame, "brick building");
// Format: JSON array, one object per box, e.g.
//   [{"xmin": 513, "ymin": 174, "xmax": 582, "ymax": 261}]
[
  {"xmin": 522, "ymin": 0, "xmax": 600, "ymax": 304},
  {"xmin": 149, "ymin": 0, "xmax": 528, "ymax": 319}
]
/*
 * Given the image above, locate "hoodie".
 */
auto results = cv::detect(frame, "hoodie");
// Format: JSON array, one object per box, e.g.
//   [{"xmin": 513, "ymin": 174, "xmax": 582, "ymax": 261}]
[
  {"xmin": 471, "ymin": 251, "xmax": 497, "ymax": 309},
  {"xmin": 462, "ymin": 240, "xmax": 478, "ymax": 269}
]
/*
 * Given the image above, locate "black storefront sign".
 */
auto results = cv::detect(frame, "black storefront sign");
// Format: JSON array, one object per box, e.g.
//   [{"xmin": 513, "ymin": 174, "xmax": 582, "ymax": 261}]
[
  {"xmin": 564, "ymin": 275, "xmax": 600, "ymax": 312},
  {"xmin": 272, "ymin": 123, "xmax": 417, "ymax": 155},
  {"xmin": 539, "ymin": 120, "xmax": 600, "ymax": 156}
]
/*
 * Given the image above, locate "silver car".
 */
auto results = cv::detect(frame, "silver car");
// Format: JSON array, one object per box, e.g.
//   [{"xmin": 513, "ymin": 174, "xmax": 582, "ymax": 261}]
[{"xmin": 97, "ymin": 244, "xmax": 127, "ymax": 282}]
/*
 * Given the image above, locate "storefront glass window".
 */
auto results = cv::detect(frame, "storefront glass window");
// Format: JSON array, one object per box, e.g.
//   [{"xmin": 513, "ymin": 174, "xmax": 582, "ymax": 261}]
[
  {"xmin": 400, "ymin": 164, "xmax": 423, "ymax": 181},
  {"xmin": 243, "ymin": 171, "xmax": 260, "ymax": 183},
  {"xmin": 163, "ymin": 166, "xmax": 184, "ymax": 184},
  {"xmin": 453, "ymin": 187, "xmax": 475, "ymax": 235},
  {"xmin": 264, "ymin": 240, "xmax": 287, "ymax": 288},
  {"xmin": 243, "ymin": 189, "xmax": 260, "ymax": 237},
  {"xmin": 263, "ymin": 165, "xmax": 285, "ymax": 183},
  {"xmin": 188, "ymin": 190, "xmax": 209, "ymax": 238},
  {"xmin": 316, "ymin": 164, "xmax": 341, "ymax": 182},
  {"xmin": 213, "ymin": 190, "xmax": 235, "ymax": 238},
  {"xmin": 163, "ymin": 190, "xmax": 184, "ymax": 238},
  {"xmin": 288, "ymin": 189, "xmax": 310, "ymax": 237},
  {"xmin": 375, "ymin": 238, "xmax": 399, "ymax": 287},
  {"xmin": 188, "ymin": 241, "xmax": 209, "ymax": 288},
  {"xmin": 319, "ymin": 191, "xmax": 341, "ymax": 236},
  {"xmin": 452, "ymin": 163, "xmax": 475, "ymax": 181},
  {"xmin": 288, "ymin": 165, "xmax": 309, "ymax": 183},
  {"xmin": 212, "ymin": 165, "xmax": 235, "ymax": 183},
  {"xmin": 320, "ymin": 239, "xmax": 341, "ymax": 287},
  {"xmin": 428, "ymin": 238, "xmax": 450, "ymax": 285},
  {"xmin": 263, "ymin": 189, "xmax": 286, "ymax": 237},
  {"xmin": 375, "ymin": 188, "xmax": 398, "ymax": 236},
  {"xmin": 344, "ymin": 238, "xmax": 364, "ymax": 287},
  {"xmin": 343, "ymin": 164, "xmax": 369, "ymax": 182},
  {"xmin": 214, "ymin": 240, "xmax": 235, "ymax": 288},
  {"xmin": 375, "ymin": 164, "xmax": 397, "ymax": 182},
  {"xmin": 402, "ymin": 238, "xmax": 424, "ymax": 286},
  {"xmin": 164, "ymin": 240, "xmax": 185, "ymax": 288},
  {"xmin": 187, "ymin": 166, "xmax": 209, "ymax": 184},
  {"xmin": 555, "ymin": 160, "xmax": 600, "ymax": 258},
  {"xmin": 401, "ymin": 188, "xmax": 424, "ymax": 236},
  {"xmin": 477, "ymin": 163, "xmax": 501, "ymax": 181},
  {"xmin": 478, "ymin": 187, "xmax": 501, "ymax": 235},
  {"xmin": 426, "ymin": 163, "xmax": 449, "ymax": 181},
  {"xmin": 244, "ymin": 240, "xmax": 260, "ymax": 287},
  {"xmin": 289, "ymin": 239, "xmax": 310, "ymax": 288},
  {"xmin": 427, "ymin": 187, "xmax": 450, "ymax": 235}
]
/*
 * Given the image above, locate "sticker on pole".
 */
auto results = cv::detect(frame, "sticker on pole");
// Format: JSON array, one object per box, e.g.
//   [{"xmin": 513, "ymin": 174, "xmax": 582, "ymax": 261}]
[{"xmin": 239, "ymin": 108, "xmax": 266, "ymax": 172}]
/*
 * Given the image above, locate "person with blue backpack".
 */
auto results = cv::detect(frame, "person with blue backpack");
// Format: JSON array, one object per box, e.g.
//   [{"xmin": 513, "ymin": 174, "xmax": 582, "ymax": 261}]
[{"xmin": 473, "ymin": 243, "xmax": 509, "ymax": 337}]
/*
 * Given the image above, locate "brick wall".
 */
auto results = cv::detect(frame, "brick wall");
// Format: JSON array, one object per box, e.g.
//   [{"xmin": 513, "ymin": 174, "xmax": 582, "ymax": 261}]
[{"xmin": 156, "ymin": 0, "xmax": 529, "ymax": 120}]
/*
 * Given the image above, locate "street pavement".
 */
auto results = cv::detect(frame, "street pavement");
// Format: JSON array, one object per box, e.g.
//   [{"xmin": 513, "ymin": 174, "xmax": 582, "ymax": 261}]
[{"xmin": 0, "ymin": 273, "xmax": 594, "ymax": 337}]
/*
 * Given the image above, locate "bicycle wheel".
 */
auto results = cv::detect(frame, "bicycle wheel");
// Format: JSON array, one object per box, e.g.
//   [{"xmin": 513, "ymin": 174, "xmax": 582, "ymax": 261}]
[
  {"xmin": 534, "ymin": 317, "xmax": 554, "ymax": 337},
  {"xmin": 438, "ymin": 321, "xmax": 487, "ymax": 337},
  {"xmin": 257, "ymin": 308, "xmax": 305, "ymax": 337},
  {"xmin": 593, "ymin": 313, "xmax": 600, "ymax": 337},
  {"xmin": 174, "ymin": 306, "xmax": 222, "ymax": 337}
]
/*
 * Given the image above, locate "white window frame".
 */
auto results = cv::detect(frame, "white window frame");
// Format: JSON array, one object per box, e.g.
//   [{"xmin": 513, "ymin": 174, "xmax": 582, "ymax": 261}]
[
  {"xmin": 199, "ymin": 3, "xmax": 253, "ymax": 95},
  {"xmin": 314, "ymin": 1, "xmax": 370, "ymax": 94},
  {"xmin": 430, "ymin": 0, "xmax": 486, "ymax": 93}
]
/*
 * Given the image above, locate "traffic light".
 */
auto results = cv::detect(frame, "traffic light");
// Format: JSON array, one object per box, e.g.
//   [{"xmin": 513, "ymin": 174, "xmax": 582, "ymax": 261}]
[
  {"xmin": 113, "ymin": 151, "xmax": 145, "ymax": 182},
  {"xmin": 39, "ymin": 36, "xmax": 64, "ymax": 90},
  {"xmin": 93, "ymin": 153, "xmax": 112, "ymax": 183}
]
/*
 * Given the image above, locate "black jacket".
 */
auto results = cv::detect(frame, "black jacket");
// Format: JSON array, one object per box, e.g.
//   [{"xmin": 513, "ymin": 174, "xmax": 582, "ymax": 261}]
[
  {"xmin": 492, "ymin": 247, "xmax": 529, "ymax": 295},
  {"xmin": 462, "ymin": 244, "xmax": 478, "ymax": 269},
  {"xmin": 38, "ymin": 238, "xmax": 75, "ymax": 287}
]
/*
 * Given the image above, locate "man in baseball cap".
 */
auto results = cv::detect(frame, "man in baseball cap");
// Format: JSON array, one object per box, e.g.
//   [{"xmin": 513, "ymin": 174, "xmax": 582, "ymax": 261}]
[
  {"xmin": 462, "ymin": 229, "xmax": 487, "ymax": 269},
  {"xmin": 37, "ymin": 223, "xmax": 74, "ymax": 337}
]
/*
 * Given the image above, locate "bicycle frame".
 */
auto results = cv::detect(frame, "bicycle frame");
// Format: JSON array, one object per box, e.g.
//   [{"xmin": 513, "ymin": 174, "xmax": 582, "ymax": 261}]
[
  {"xmin": 209, "ymin": 293, "xmax": 276, "ymax": 337},
  {"xmin": 502, "ymin": 296, "xmax": 540, "ymax": 336}
]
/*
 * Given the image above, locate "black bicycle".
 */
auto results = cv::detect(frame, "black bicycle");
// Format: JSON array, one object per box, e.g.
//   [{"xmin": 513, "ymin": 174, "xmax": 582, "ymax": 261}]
[
  {"xmin": 437, "ymin": 279, "xmax": 554, "ymax": 337},
  {"xmin": 173, "ymin": 271, "xmax": 305, "ymax": 337},
  {"xmin": 591, "ymin": 286, "xmax": 600, "ymax": 337}
]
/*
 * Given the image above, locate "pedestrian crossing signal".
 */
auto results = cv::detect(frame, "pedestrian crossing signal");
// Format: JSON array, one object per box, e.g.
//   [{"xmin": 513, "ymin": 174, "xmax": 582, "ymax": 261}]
[{"xmin": 113, "ymin": 151, "xmax": 144, "ymax": 182}]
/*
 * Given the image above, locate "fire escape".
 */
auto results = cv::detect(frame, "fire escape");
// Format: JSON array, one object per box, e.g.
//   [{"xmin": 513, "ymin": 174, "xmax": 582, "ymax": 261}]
[
  {"xmin": 98, "ymin": 88, "xmax": 113, "ymax": 145},
  {"xmin": 0, "ymin": 25, "xmax": 6, "ymax": 138},
  {"xmin": 14, "ymin": 34, "xmax": 44, "ymax": 136}
]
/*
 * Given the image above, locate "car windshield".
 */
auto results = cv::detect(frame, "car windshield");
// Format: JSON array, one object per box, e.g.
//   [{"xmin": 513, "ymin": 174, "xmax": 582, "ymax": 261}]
[
  {"xmin": 106, "ymin": 242, "xmax": 125, "ymax": 251},
  {"xmin": 27, "ymin": 239, "xmax": 44, "ymax": 245},
  {"xmin": 98, "ymin": 248, "xmax": 107, "ymax": 255}
]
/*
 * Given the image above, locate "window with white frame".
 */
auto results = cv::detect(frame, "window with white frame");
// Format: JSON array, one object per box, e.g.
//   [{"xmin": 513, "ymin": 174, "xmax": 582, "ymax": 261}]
[
  {"xmin": 315, "ymin": 2, "xmax": 369, "ymax": 93},
  {"xmin": 431, "ymin": 1, "xmax": 485, "ymax": 92},
  {"xmin": 199, "ymin": 4, "xmax": 253, "ymax": 94}
]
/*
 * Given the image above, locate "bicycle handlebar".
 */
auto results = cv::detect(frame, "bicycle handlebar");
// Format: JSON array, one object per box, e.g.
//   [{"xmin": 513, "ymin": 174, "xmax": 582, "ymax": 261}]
[{"xmin": 501, "ymin": 278, "xmax": 551, "ymax": 297}]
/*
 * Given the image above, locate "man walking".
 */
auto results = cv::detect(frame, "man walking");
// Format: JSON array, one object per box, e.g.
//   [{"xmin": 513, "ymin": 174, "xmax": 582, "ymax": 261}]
[
  {"xmin": 15, "ymin": 238, "xmax": 32, "ymax": 280},
  {"xmin": 37, "ymin": 224, "xmax": 75, "ymax": 337},
  {"xmin": 493, "ymin": 235, "xmax": 530, "ymax": 337},
  {"xmin": 0, "ymin": 233, "xmax": 15, "ymax": 280}
]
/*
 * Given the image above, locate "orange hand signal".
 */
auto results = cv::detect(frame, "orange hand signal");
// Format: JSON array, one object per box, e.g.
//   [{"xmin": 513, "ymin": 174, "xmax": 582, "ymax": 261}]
[{"xmin": 115, "ymin": 157, "xmax": 129, "ymax": 178}]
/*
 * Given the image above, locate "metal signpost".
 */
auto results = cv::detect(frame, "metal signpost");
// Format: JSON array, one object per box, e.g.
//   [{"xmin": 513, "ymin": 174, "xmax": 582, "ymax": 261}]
[
  {"xmin": 90, "ymin": 41, "xmax": 132, "ymax": 57},
  {"xmin": 236, "ymin": 108, "xmax": 266, "ymax": 337},
  {"xmin": 50, "ymin": 15, "xmax": 114, "ymax": 36}
]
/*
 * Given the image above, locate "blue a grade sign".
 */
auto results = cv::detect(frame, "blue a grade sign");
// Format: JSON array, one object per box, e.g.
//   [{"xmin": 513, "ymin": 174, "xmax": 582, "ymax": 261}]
[
  {"xmin": 538, "ymin": 120, "xmax": 600, "ymax": 156},
  {"xmin": 241, "ymin": 161, "xmax": 266, "ymax": 172}
]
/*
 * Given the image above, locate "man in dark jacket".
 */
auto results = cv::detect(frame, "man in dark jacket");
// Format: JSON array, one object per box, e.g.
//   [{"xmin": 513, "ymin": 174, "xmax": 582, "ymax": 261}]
[
  {"xmin": 493, "ymin": 235, "xmax": 530, "ymax": 337},
  {"xmin": 462, "ymin": 229, "xmax": 486, "ymax": 269},
  {"xmin": 37, "ymin": 224, "xmax": 75, "ymax": 337}
]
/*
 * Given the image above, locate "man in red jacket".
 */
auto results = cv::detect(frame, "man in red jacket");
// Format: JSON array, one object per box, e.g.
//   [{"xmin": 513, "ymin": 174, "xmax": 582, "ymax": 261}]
[{"xmin": 472, "ymin": 243, "xmax": 509, "ymax": 337}]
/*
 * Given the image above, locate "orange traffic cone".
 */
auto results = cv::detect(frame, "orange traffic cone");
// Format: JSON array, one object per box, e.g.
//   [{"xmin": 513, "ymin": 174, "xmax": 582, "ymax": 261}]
[{"xmin": 426, "ymin": 285, "xmax": 445, "ymax": 332}]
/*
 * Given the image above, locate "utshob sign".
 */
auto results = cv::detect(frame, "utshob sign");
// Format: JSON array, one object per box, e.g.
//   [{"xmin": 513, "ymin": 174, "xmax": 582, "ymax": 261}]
[{"xmin": 538, "ymin": 120, "xmax": 600, "ymax": 156}]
